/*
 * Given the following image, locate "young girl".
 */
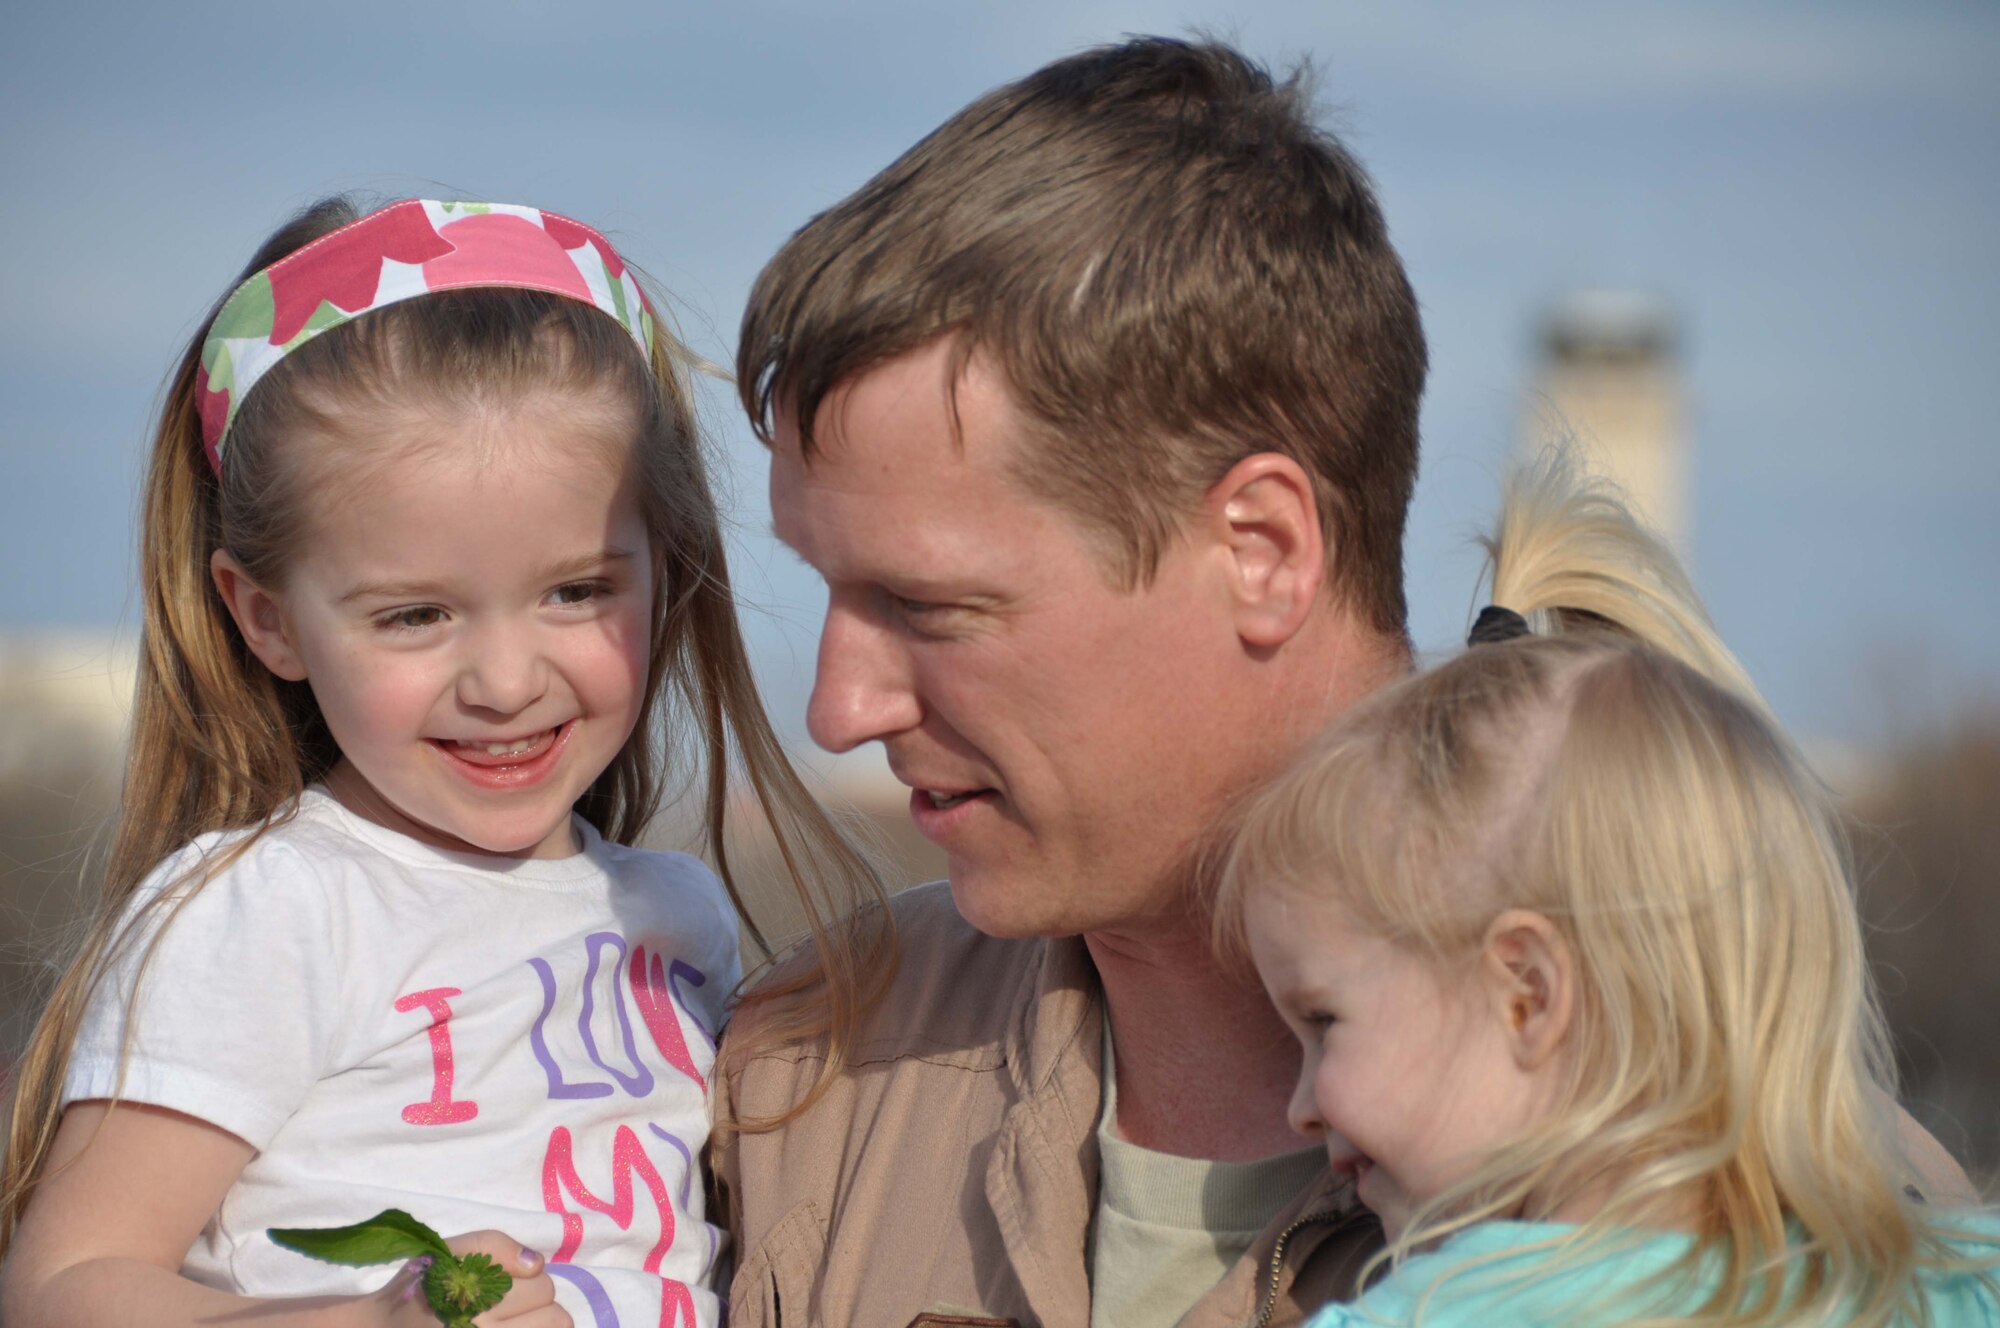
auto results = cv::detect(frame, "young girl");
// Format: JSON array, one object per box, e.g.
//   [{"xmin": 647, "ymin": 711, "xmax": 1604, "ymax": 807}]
[
  {"xmin": 1217, "ymin": 455, "xmax": 2000, "ymax": 1326},
  {"xmin": 0, "ymin": 197, "xmax": 888, "ymax": 1327}
]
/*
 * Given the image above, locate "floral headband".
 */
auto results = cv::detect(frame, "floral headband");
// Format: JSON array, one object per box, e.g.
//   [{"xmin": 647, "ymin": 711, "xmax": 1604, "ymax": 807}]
[{"xmin": 195, "ymin": 200, "xmax": 657, "ymax": 472}]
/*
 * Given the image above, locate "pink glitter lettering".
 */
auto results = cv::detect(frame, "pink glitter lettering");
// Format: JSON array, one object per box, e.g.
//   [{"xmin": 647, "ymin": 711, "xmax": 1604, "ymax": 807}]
[
  {"xmin": 394, "ymin": 987, "xmax": 479, "ymax": 1125},
  {"xmin": 541, "ymin": 1123, "xmax": 674, "ymax": 1265},
  {"xmin": 629, "ymin": 945, "xmax": 705, "ymax": 1091},
  {"xmin": 541, "ymin": 1125, "xmax": 695, "ymax": 1328},
  {"xmin": 656, "ymin": 1278, "xmax": 698, "ymax": 1328}
]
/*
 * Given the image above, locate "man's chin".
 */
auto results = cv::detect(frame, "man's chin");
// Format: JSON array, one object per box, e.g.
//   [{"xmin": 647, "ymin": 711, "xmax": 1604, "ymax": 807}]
[{"xmin": 945, "ymin": 866, "xmax": 1082, "ymax": 941}]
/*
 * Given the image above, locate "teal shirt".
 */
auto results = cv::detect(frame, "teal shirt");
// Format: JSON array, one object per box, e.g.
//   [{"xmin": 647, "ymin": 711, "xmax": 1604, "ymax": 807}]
[{"xmin": 1305, "ymin": 1215, "xmax": 2000, "ymax": 1326}]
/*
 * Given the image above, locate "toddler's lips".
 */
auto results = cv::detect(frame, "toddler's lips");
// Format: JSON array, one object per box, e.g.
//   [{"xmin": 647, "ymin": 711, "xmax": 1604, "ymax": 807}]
[{"xmin": 1328, "ymin": 1149, "xmax": 1373, "ymax": 1181}]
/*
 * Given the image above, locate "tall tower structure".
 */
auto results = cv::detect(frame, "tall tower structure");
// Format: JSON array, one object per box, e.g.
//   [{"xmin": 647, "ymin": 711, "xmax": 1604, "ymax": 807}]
[{"xmin": 1526, "ymin": 290, "xmax": 1689, "ymax": 551}]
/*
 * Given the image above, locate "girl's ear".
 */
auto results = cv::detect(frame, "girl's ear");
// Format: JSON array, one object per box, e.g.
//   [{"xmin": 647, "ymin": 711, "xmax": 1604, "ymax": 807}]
[
  {"xmin": 1480, "ymin": 910, "xmax": 1575, "ymax": 1070},
  {"xmin": 210, "ymin": 550, "xmax": 308, "ymax": 682}
]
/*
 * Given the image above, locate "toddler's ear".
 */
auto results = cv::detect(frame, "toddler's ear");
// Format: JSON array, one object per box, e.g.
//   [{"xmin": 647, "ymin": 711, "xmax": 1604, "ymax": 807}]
[
  {"xmin": 1480, "ymin": 910, "xmax": 1574, "ymax": 1071},
  {"xmin": 211, "ymin": 550, "xmax": 309, "ymax": 682}
]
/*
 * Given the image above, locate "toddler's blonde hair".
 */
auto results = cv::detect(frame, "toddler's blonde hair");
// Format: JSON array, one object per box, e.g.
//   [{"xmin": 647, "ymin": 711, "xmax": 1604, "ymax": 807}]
[{"xmin": 1216, "ymin": 450, "xmax": 1995, "ymax": 1325}]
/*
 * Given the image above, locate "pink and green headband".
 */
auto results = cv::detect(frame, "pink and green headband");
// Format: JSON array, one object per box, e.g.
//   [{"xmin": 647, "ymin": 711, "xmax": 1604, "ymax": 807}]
[{"xmin": 196, "ymin": 200, "xmax": 658, "ymax": 472}]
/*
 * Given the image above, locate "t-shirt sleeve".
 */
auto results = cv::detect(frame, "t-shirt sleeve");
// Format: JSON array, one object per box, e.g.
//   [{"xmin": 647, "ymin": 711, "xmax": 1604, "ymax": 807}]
[
  {"xmin": 708, "ymin": 883, "xmax": 744, "ymax": 1019},
  {"xmin": 653, "ymin": 851, "xmax": 742, "ymax": 1039},
  {"xmin": 61, "ymin": 836, "xmax": 346, "ymax": 1151}
]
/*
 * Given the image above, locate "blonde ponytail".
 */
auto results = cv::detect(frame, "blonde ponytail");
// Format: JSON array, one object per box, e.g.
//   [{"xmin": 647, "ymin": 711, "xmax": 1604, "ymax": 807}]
[{"xmin": 1481, "ymin": 447, "xmax": 1761, "ymax": 706}]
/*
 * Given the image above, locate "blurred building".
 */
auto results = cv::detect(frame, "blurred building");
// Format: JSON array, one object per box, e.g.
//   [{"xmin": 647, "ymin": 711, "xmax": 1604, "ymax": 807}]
[
  {"xmin": 1525, "ymin": 290, "xmax": 1689, "ymax": 552},
  {"xmin": 0, "ymin": 632, "xmax": 136, "ymax": 1068},
  {"xmin": 0, "ymin": 631, "xmax": 135, "ymax": 781}
]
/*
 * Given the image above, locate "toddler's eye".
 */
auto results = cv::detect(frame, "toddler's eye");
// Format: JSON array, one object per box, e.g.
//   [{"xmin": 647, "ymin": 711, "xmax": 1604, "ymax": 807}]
[{"xmin": 380, "ymin": 606, "xmax": 445, "ymax": 632}]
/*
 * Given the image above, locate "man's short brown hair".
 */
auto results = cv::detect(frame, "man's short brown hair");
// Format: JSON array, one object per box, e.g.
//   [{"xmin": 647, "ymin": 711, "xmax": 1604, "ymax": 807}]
[{"xmin": 739, "ymin": 36, "xmax": 1426, "ymax": 635}]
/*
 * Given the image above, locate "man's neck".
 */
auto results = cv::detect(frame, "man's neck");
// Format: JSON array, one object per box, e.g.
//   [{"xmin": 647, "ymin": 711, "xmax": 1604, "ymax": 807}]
[
  {"xmin": 1074, "ymin": 610, "xmax": 1408, "ymax": 1165},
  {"xmin": 1085, "ymin": 917, "xmax": 1306, "ymax": 1163}
]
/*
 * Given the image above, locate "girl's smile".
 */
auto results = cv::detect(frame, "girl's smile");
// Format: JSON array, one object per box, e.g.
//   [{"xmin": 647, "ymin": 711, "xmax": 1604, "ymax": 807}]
[{"xmin": 429, "ymin": 721, "xmax": 572, "ymax": 787}]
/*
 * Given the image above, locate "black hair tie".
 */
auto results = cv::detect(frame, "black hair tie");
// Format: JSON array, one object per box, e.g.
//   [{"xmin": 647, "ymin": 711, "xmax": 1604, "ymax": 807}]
[{"xmin": 1468, "ymin": 605, "xmax": 1530, "ymax": 647}]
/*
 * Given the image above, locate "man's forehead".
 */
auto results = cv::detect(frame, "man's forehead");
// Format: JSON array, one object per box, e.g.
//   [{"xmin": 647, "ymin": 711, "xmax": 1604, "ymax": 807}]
[
  {"xmin": 789, "ymin": 337, "xmax": 1025, "ymax": 466},
  {"xmin": 765, "ymin": 338, "xmax": 1144, "ymax": 590},
  {"xmin": 767, "ymin": 415, "xmax": 991, "ymax": 574}
]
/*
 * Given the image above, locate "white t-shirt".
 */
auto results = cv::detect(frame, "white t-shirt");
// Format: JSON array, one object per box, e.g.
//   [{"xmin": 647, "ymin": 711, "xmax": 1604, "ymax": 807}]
[
  {"xmin": 63, "ymin": 788, "xmax": 739, "ymax": 1328},
  {"xmin": 1089, "ymin": 1022, "xmax": 1329, "ymax": 1328}
]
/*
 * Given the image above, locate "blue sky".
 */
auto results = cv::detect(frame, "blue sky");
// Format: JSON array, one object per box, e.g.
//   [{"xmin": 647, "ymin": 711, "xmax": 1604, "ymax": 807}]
[{"xmin": 3, "ymin": 1, "xmax": 1995, "ymax": 747}]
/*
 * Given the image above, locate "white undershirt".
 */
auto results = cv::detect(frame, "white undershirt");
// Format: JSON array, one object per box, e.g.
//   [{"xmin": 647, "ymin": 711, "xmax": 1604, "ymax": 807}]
[{"xmin": 1089, "ymin": 1023, "xmax": 1326, "ymax": 1328}]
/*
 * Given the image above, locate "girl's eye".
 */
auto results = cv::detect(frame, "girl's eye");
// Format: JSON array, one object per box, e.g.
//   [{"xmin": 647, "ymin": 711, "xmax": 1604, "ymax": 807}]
[
  {"xmin": 379, "ymin": 606, "xmax": 445, "ymax": 632},
  {"xmin": 551, "ymin": 580, "xmax": 606, "ymax": 606}
]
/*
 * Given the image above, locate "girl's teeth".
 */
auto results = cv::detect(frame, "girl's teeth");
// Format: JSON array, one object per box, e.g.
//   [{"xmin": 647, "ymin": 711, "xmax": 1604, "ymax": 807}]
[{"xmin": 461, "ymin": 737, "xmax": 539, "ymax": 755}]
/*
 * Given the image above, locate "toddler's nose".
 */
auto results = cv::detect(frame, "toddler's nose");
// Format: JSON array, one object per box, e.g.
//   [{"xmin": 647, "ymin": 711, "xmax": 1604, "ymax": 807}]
[{"xmin": 1286, "ymin": 1075, "xmax": 1327, "ymax": 1140}]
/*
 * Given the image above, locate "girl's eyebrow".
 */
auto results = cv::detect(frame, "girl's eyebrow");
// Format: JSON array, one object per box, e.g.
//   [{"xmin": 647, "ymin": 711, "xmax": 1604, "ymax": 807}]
[
  {"xmin": 541, "ymin": 548, "xmax": 637, "ymax": 580},
  {"xmin": 338, "ymin": 548, "xmax": 637, "ymax": 604},
  {"xmin": 1268, "ymin": 977, "xmax": 1333, "ymax": 1014}
]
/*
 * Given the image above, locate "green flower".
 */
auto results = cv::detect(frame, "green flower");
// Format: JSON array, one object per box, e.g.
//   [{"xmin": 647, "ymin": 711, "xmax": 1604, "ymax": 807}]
[{"xmin": 425, "ymin": 1251, "xmax": 513, "ymax": 1325}]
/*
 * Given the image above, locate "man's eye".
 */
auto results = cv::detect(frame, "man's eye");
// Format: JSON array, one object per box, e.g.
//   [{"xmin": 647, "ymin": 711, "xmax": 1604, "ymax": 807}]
[{"xmin": 878, "ymin": 588, "xmax": 975, "ymax": 637}]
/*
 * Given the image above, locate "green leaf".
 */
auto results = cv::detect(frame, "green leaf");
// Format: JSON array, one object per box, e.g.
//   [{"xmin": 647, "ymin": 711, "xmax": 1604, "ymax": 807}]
[
  {"xmin": 426, "ymin": 1250, "xmax": 513, "ymax": 1318},
  {"xmin": 267, "ymin": 1208, "xmax": 451, "ymax": 1266}
]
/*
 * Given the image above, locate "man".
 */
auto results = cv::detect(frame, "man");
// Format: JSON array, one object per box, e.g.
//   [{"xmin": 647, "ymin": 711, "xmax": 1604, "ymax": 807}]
[
  {"xmin": 712, "ymin": 36, "xmax": 1965, "ymax": 1328},
  {"xmin": 716, "ymin": 39, "xmax": 1410, "ymax": 1327}
]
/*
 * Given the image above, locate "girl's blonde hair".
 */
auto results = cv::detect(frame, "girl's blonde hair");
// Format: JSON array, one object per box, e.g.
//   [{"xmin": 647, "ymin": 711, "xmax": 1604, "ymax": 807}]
[
  {"xmin": 0, "ymin": 197, "xmax": 892, "ymax": 1253},
  {"xmin": 1216, "ymin": 450, "xmax": 1996, "ymax": 1325}
]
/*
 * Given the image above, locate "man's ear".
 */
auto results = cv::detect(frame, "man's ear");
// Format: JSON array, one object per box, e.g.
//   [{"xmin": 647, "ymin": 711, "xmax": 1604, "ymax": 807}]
[
  {"xmin": 1202, "ymin": 453, "xmax": 1325, "ymax": 650},
  {"xmin": 1480, "ymin": 910, "xmax": 1575, "ymax": 1071},
  {"xmin": 210, "ymin": 550, "xmax": 308, "ymax": 682}
]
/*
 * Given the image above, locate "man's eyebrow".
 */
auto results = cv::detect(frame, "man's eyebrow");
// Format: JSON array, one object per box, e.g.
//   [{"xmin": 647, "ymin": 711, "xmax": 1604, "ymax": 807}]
[{"xmin": 338, "ymin": 548, "xmax": 636, "ymax": 604}]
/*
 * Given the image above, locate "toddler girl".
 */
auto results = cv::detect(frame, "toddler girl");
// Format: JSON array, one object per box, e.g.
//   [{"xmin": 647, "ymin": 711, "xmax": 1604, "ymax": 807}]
[
  {"xmin": 1218, "ymin": 456, "xmax": 1999, "ymax": 1325},
  {"xmin": 0, "ymin": 197, "xmax": 886, "ymax": 1327}
]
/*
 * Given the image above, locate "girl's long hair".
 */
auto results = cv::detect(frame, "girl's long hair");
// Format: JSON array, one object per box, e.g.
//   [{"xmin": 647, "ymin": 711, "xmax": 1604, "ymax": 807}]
[
  {"xmin": 0, "ymin": 197, "xmax": 892, "ymax": 1253},
  {"xmin": 1216, "ymin": 449, "xmax": 1996, "ymax": 1325}
]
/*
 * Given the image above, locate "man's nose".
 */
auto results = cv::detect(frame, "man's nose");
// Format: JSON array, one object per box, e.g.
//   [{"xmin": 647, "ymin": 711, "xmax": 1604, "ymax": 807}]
[
  {"xmin": 455, "ymin": 622, "xmax": 550, "ymax": 716},
  {"xmin": 805, "ymin": 599, "xmax": 921, "ymax": 753}
]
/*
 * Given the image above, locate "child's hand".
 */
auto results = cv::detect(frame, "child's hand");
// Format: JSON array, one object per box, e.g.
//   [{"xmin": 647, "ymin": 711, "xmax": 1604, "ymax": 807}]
[{"xmin": 373, "ymin": 1233, "xmax": 570, "ymax": 1328}]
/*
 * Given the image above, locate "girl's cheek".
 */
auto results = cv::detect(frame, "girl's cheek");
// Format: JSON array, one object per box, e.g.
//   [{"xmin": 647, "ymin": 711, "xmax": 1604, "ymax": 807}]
[{"xmin": 1311, "ymin": 1063, "xmax": 1344, "ymax": 1119}]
